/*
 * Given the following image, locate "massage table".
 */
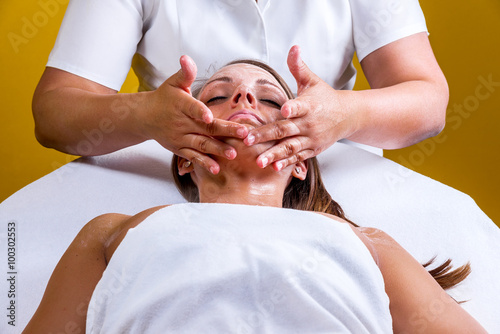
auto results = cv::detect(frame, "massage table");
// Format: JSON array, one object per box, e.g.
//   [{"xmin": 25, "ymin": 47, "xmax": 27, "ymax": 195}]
[{"xmin": 1, "ymin": 141, "xmax": 498, "ymax": 332}]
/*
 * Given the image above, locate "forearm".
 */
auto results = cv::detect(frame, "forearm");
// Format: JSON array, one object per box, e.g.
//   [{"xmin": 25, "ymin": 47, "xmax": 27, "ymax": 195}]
[
  {"xmin": 344, "ymin": 78, "xmax": 448, "ymax": 149},
  {"xmin": 33, "ymin": 87, "xmax": 153, "ymax": 156}
]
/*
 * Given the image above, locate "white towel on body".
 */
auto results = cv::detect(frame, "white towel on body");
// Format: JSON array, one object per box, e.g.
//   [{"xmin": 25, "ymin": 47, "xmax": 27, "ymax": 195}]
[{"xmin": 86, "ymin": 203, "xmax": 392, "ymax": 333}]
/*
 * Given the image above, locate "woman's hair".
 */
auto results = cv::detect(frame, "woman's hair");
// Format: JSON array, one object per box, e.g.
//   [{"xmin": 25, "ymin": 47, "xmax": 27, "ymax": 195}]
[{"xmin": 171, "ymin": 58, "xmax": 470, "ymax": 293}]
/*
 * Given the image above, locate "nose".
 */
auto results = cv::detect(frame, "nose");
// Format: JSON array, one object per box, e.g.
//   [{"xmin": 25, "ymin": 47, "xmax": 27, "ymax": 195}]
[{"xmin": 231, "ymin": 85, "xmax": 256, "ymax": 108}]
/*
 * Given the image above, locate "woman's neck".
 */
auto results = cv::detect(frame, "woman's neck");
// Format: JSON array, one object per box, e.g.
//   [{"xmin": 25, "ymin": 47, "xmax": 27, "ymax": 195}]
[
  {"xmin": 196, "ymin": 168, "xmax": 290, "ymax": 208},
  {"xmin": 191, "ymin": 139, "xmax": 294, "ymax": 208}
]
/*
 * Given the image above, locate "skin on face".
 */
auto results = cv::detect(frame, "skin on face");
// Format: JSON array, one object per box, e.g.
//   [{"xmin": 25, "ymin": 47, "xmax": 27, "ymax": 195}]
[
  {"xmin": 198, "ymin": 64, "xmax": 289, "ymax": 159},
  {"xmin": 179, "ymin": 63, "xmax": 307, "ymax": 206}
]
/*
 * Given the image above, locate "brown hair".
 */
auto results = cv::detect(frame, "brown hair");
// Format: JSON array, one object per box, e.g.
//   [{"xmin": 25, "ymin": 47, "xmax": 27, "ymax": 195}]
[{"xmin": 172, "ymin": 59, "xmax": 470, "ymax": 293}]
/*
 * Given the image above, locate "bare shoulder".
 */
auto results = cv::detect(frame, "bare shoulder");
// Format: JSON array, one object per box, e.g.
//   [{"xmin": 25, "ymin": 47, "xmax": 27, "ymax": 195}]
[
  {"xmin": 314, "ymin": 212, "xmax": 410, "ymax": 267},
  {"xmin": 354, "ymin": 226, "xmax": 398, "ymax": 250},
  {"xmin": 74, "ymin": 205, "xmax": 169, "ymax": 260},
  {"xmin": 77, "ymin": 213, "xmax": 131, "ymax": 244},
  {"xmin": 315, "ymin": 212, "xmax": 388, "ymax": 264},
  {"xmin": 104, "ymin": 205, "xmax": 169, "ymax": 260},
  {"xmin": 318, "ymin": 214, "xmax": 398, "ymax": 255},
  {"xmin": 316, "ymin": 211, "xmax": 349, "ymax": 224}
]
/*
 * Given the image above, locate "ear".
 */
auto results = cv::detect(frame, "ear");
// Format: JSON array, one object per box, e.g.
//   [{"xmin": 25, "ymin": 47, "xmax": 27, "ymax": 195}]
[
  {"xmin": 292, "ymin": 161, "xmax": 308, "ymax": 181},
  {"xmin": 177, "ymin": 157, "xmax": 194, "ymax": 176}
]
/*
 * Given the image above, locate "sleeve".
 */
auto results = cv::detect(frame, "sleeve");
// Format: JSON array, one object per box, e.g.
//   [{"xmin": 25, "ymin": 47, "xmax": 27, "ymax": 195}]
[
  {"xmin": 46, "ymin": 0, "xmax": 145, "ymax": 90},
  {"xmin": 350, "ymin": 0, "xmax": 428, "ymax": 61}
]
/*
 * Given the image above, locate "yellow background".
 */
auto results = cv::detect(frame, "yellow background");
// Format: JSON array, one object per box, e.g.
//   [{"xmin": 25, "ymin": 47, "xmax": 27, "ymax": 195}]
[{"xmin": 1, "ymin": 0, "xmax": 499, "ymax": 225}]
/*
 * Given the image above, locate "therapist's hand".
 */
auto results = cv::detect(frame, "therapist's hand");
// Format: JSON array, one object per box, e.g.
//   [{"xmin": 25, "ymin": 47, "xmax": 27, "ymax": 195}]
[
  {"xmin": 244, "ymin": 45, "xmax": 360, "ymax": 170},
  {"xmin": 143, "ymin": 55, "xmax": 248, "ymax": 174}
]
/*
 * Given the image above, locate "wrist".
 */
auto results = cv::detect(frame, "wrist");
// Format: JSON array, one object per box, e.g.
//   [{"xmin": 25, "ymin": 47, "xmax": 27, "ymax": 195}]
[
  {"xmin": 336, "ymin": 89, "xmax": 368, "ymax": 141},
  {"xmin": 114, "ymin": 90, "xmax": 154, "ymax": 142}
]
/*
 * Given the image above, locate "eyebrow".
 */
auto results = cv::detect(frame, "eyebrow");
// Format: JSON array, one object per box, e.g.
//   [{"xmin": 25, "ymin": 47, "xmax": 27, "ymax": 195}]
[
  {"xmin": 205, "ymin": 76, "xmax": 233, "ymax": 86},
  {"xmin": 256, "ymin": 78, "xmax": 282, "ymax": 90},
  {"xmin": 205, "ymin": 76, "xmax": 282, "ymax": 91}
]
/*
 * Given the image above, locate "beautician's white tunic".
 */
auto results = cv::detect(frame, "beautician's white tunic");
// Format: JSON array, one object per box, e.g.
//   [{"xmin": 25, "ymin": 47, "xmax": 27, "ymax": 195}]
[
  {"xmin": 47, "ymin": 0, "xmax": 427, "ymax": 154},
  {"xmin": 86, "ymin": 203, "xmax": 393, "ymax": 333}
]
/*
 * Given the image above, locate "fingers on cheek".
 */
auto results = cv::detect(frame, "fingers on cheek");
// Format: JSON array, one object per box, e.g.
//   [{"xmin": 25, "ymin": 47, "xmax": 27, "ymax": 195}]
[
  {"xmin": 244, "ymin": 133, "xmax": 256, "ymax": 146},
  {"xmin": 246, "ymin": 120, "xmax": 298, "ymax": 147},
  {"xmin": 211, "ymin": 120, "xmax": 248, "ymax": 139},
  {"xmin": 272, "ymin": 158, "xmax": 295, "ymax": 172},
  {"xmin": 257, "ymin": 140, "xmax": 297, "ymax": 169},
  {"xmin": 202, "ymin": 110, "xmax": 214, "ymax": 124},
  {"xmin": 198, "ymin": 103, "xmax": 213, "ymax": 123},
  {"xmin": 235, "ymin": 126, "xmax": 248, "ymax": 138},
  {"xmin": 244, "ymin": 128, "xmax": 264, "ymax": 146},
  {"xmin": 196, "ymin": 156, "xmax": 220, "ymax": 175},
  {"xmin": 246, "ymin": 122, "xmax": 283, "ymax": 146},
  {"xmin": 283, "ymin": 99, "xmax": 312, "ymax": 119},
  {"xmin": 271, "ymin": 149, "xmax": 300, "ymax": 171},
  {"xmin": 179, "ymin": 149, "xmax": 220, "ymax": 175},
  {"xmin": 257, "ymin": 156, "xmax": 269, "ymax": 169},
  {"xmin": 281, "ymin": 103, "xmax": 293, "ymax": 118},
  {"xmin": 186, "ymin": 101, "xmax": 212, "ymax": 123},
  {"xmin": 273, "ymin": 150, "xmax": 315, "ymax": 171},
  {"xmin": 188, "ymin": 134, "xmax": 236, "ymax": 160}
]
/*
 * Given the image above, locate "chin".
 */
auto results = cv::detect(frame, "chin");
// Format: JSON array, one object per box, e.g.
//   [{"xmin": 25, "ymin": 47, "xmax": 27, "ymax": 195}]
[{"xmin": 225, "ymin": 138, "xmax": 274, "ymax": 158}]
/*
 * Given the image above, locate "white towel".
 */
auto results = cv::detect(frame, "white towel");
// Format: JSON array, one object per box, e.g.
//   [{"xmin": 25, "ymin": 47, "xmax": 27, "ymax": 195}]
[
  {"xmin": 2, "ymin": 141, "xmax": 498, "ymax": 333},
  {"xmin": 86, "ymin": 203, "xmax": 392, "ymax": 333}
]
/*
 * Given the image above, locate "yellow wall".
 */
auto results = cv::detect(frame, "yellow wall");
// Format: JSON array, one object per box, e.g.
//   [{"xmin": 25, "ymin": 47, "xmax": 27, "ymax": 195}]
[{"xmin": 1, "ymin": 0, "xmax": 499, "ymax": 224}]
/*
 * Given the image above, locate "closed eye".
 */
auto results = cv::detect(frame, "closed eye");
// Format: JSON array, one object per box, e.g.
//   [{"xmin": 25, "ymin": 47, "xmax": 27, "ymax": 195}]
[
  {"xmin": 260, "ymin": 99, "xmax": 282, "ymax": 109},
  {"xmin": 206, "ymin": 96, "xmax": 227, "ymax": 104}
]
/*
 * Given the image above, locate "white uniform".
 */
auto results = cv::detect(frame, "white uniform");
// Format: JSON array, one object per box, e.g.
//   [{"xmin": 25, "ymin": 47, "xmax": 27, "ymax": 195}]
[
  {"xmin": 86, "ymin": 203, "xmax": 392, "ymax": 333},
  {"xmin": 48, "ymin": 0, "xmax": 427, "ymax": 92},
  {"xmin": 47, "ymin": 0, "xmax": 427, "ymax": 155}
]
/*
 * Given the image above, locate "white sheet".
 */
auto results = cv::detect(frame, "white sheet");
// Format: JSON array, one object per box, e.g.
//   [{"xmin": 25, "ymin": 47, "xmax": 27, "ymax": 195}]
[
  {"xmin": 0, "ymin": 140, "xmax": 498, "ymax": 332},
  {"xmin": 87, "ymin": 203, "xmax": 392, "ymax": 333}
]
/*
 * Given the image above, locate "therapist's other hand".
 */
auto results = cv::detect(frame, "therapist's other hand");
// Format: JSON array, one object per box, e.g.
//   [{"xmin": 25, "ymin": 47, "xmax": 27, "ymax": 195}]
[
  {"xmin": 244, "ymin": 45, "xmax": 359, "ymax": 170},
  {"xmin": 143, "ymin": 55, "xmax": 248, "ymax": 174}
]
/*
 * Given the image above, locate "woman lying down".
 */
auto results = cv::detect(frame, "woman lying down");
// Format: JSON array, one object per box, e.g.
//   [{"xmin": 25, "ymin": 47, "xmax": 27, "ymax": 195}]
[{"xmin": 23, "ymin": 59, "xmax": 486, "ymax": 333}]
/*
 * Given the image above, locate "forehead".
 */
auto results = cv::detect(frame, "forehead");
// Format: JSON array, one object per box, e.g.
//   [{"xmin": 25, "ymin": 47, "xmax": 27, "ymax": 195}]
[{"xmin": 210, "ymin": 63, "xmax": 280, "ymax": 86}]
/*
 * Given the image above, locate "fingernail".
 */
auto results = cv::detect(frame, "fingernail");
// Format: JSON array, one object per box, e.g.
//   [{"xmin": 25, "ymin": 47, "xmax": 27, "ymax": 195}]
[
  {"xmin": 210, "ymin": 166, "xmax": 218, "ymax": 174},
  {"xmin": 203, "ymin": 112, "xmax": 213, "ymax": 123},
  {"xmin": 246, "ymin": 134, "xmax": 255, "ymax": 145},
  {"xmin": 276, "ymin": 162, "xmax": 283, "ymax": 171},
  {"xmin": 281, "ymin": 105, "xmax": 290, "ymax": 118},
  {"xmin": 225, "ymin": 149, "xmax": 235, "ymax": 159},
  {"xmin": 237, "ymin": 127, "xmax": 246, "ymax": 138},
  {"xmin": 260, "ymin": 157, "xmax": 268, "ymax": 168}
]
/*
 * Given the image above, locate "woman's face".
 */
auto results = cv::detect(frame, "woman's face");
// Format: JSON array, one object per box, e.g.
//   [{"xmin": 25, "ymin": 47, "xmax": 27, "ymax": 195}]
[
  {"xmin": 182, "ymin": 63, "xmax": 305, "ymax": 197},
  {"xmin": 198, "ymin": 63, "xmax": 289, "ymax": 133}
]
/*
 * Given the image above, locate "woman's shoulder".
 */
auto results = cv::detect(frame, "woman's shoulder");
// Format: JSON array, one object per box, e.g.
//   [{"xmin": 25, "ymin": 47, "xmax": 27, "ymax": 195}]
[
  {"xmin": 78, "ymin": 205, "xmax": 170, "ymax": 263},
  {"xmin": 105, "ymin": 205, "xmax": 169, "ymax": 260},
  {"xmin": 314, "ymin": 211, "xmax": 396, "ymax": 266}
]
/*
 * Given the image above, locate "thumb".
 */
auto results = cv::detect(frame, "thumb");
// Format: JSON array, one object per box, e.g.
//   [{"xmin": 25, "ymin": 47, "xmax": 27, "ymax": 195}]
[
  {"xmin": 172, "ymin": 55, "xmax": 198, "ymax": 94},
  {"xmin": 287, "ymin": 45, "xmax": 318, "ymax": 94}
]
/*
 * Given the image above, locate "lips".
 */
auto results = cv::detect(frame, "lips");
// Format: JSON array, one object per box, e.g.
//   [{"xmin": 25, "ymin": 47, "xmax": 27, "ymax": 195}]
[{"xmin": 227, "ymin": 110, "xmax": 265, "ymax": 125}]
